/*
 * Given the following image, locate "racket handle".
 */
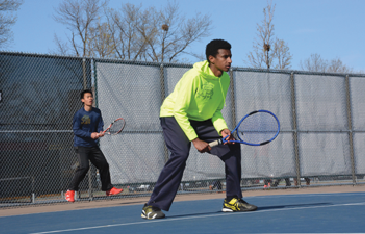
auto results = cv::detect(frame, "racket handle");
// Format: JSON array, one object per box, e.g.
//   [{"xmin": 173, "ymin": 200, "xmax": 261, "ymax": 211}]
[{"xmin": 209, "ymin": 139, "xmax": 222, "ymax": 147}]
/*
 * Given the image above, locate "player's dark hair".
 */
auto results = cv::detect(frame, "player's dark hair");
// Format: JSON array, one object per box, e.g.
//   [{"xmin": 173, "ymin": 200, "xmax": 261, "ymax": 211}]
[
  {"xmin": 206, "ymin": 39, "xmax": 231, "ymax": 62},
  {"xmin": 81, "ymin": 89, "xmax": 93, "ymax": 100}
]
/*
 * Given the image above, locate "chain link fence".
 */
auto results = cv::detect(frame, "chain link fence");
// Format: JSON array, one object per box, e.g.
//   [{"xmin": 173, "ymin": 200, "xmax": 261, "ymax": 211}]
[
  {"xmin": 0, "ymin": 52, "xmax": 94, "ymax": 206},
  {"xmin": 1, "ymin": 52, "xmax": 365, "ymax": 208}
]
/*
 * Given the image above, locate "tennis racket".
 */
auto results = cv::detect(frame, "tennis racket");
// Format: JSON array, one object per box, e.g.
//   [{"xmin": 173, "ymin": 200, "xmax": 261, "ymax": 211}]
[
  {"xmin": 102, "ymin": 118, "xmax": 126, "ymax": 135},
  {"xmin": 209, "ymin": 110, "xmax": 280, "ymax": 147}
]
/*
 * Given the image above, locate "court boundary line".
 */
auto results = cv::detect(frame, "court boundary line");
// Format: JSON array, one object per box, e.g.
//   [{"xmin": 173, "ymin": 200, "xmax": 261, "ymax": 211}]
[
  {"xmin": 30, "ymin": 201, "xmax": 365, "ymax": 234},
  {"xmin": 2, "ymin": 192, "xmax": 364, "ymax": 218}
]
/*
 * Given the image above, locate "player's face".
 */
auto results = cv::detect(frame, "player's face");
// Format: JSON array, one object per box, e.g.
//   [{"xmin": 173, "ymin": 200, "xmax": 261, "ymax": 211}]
[
  {"xmin": 82, "ymin": 93, "xmax": 93, "ymax": 106},
  {"xmin": 209, "ymin": 49, "xmax": 232, "ymax": 76}
]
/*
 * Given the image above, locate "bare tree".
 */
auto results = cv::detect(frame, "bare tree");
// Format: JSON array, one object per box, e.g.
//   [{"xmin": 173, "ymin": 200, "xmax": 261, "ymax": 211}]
[
  {"xmin": 105, "ymin": 1, "xmax": 211, "ymax": 62},
  {"xmin": 300, "ymin": 53, "xmax": 328, "ymax": 72},
  {"xmin": 103, "ymin": 3, "xmax": 156, "ymax": 60},
  {"xmin": 246, "ymin": 0, "xmax": 275, "ymax": 69},
  {"xmin": 300, "ymin": 53, "xmax": 353, "ymax": 74},
  {"xmin": 0, "ymin": 0, "xmax": 23, "ymax": 48},
  {"xmin": 246, "ymin": 0, "xmax": 292, "ymax": 70},
  {"xmin": 327, "ymin": 58, "xmax": 353, "ymax": 73},
  {"xmin": 273, "ymin": 38, "xmax": 292, "ymax": 70},
  {"xmin": 141, "ymin": 1, "xmax": 212, "ymax": 62},
  {"xmin": 88, "ymin": 22, "xmax": 115, "ymax": 58},
  {"xmin": 53, "ymin": 34, "xmax": 69, "ymax": 55},
  {"xmin": 53, "ymin": 0, "xmax": 108, "ymax": 57},
  {"xmin": 53, "ymin": 1, "xmax": 211, "ymax": 62}
]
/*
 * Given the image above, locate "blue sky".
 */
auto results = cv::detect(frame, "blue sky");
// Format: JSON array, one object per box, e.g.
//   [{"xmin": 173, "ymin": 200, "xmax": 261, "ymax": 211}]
[{"xmin": 7, "ymin": 0, "xmax": 365, "ymax": 72}]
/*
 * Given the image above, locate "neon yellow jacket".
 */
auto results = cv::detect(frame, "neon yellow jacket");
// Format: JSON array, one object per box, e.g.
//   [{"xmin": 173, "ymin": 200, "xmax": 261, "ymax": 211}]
[{"xmin": 160, "ymin": 60, "xmax": 230, "ymax": 141}]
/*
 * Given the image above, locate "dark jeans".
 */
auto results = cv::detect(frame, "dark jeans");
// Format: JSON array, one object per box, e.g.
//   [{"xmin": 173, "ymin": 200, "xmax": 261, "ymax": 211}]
[
  {"xmin": 148, "ymin": 117, "xmax": 242, "ymax": 211},
  {"xmin": 68, "ymin": 146, "xmax": 113, "ymax": 191}
]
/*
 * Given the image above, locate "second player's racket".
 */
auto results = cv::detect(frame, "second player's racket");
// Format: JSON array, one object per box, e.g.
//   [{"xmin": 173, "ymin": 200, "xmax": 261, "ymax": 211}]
[
  {"xmin": 209, "ymin": 110, "xmax": 280, "ymax": 147},
  {"xmin": 102, "ymin": 118, "xmax": 126, "ymax": 135}
]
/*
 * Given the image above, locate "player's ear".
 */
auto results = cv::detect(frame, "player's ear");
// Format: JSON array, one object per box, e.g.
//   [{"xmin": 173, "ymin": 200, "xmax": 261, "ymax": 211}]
[{"xmin": 208, "ymin": 55, "xmax": 215, "ymax": 64}]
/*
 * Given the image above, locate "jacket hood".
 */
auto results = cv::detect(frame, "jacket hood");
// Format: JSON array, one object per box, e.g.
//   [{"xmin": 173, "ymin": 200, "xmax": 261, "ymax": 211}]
[
  {"xmin": 193, "ymin": 60, "xmax": 221, "ymax": 79},
  {"xmin": 192, "ymin": 60, "xmax": 228, "ymax": 106}
]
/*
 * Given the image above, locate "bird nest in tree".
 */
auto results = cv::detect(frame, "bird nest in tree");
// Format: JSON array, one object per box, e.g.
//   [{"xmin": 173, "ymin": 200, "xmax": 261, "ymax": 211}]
[{"xmin": 161, "ymin": 24, "xmax": 169, "ymax": 31}]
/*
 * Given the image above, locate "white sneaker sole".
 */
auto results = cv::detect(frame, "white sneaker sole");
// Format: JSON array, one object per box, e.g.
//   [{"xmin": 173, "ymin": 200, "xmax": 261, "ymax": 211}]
[
  {"xmin": 141, "ymin": 212, "xmax": 163, "ymax": 220},
  {"xmin": 222, "ymin": 207, "xmax": 257, "ymax": 212},
  {"xmin": 222, "ymin": 208, "xmax": 234, "ymax": 212}
]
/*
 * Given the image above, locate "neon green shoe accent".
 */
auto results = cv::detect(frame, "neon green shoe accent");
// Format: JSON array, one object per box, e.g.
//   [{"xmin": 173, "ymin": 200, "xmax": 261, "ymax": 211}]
[
  {"xmin": 141, "ymin": 203, "xmax": 165, "ymax": 220},
  {"xmin": 222, "ymin": 198, "xmax": 257, "ymax": 212}
]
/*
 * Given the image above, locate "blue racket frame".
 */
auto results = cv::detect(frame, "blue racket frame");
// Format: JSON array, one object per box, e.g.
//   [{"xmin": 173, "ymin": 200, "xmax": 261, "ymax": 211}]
[{"xmin": 210, "ymin": 110, "xmax": 280, "ymax": 147}]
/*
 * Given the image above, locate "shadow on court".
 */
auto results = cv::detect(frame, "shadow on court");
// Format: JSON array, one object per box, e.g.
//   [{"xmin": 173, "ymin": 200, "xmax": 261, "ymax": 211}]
[
  {"xmin": 257, "ymin": 202, "xmax": 332, "ymax": 210},
  {"xmin": 165, "ymin": 210, "xmax": 222, "ymax": 219},
  {"xmin": 165, "ymin": 202, "xmax": 332, "ymax": 219}
]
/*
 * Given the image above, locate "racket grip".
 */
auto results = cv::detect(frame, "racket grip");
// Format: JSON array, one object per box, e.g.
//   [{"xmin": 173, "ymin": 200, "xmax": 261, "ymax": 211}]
[{"xmin": 208, "ymin": 139, "xmax": 221, "ymax": 147}]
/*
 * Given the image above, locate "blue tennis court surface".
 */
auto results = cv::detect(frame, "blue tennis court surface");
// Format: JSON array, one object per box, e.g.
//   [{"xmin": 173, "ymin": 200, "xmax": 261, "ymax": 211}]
[{"xmin": 1, "ymin": 192, "xmax": 365, "ymax": 234}]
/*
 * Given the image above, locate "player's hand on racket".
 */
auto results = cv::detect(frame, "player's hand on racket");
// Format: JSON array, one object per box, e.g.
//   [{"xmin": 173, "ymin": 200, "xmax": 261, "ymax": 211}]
[
  {"xmin": 209, "ymin": 110, "xmax": 280, "ymax": 147},
  {"xmin": 97, "ymin": 131, "xmax": 105, "ymax": 138},
  {"xmin": 220, "ymin": 129, "xmax": 235, "ymax": 144},
  {"xmin": 91, "ymin": 132, "xmax": 101, "ymax": 139},
  {"xmin": 102, "ymin": 118, "xmax": 126, "ymax": 135},
  {"xmin": 192, "ymin": 137, "xmax": 211, "ymax": 153}
]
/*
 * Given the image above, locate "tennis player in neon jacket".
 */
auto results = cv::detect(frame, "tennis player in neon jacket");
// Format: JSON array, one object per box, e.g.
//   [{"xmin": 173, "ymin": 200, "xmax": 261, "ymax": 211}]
[{"xmin": 141, "ymin": 39, "xmax": 257, "ymax": 220}]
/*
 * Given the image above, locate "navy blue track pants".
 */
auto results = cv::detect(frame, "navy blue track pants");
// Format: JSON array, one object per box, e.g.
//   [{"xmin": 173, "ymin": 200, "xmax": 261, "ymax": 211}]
[
  {"xmin": 148, "ymin": 117, "xmax": 242, "ymax": 211},
  {"xmin": 68, "ymin": 146, "xmax": 113, "ymax": 191}
]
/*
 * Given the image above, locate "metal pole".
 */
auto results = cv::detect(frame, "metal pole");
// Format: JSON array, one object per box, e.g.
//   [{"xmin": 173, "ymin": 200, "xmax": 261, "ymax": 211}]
[
  {"xmin": 160, "ymin": 63, "xmax": 169, "ymax": 163},
  {"xmin": 229, "ymin": 68, "xmax": 236, "ymax": 128},
  {"xmin": 82, "ymin": 58, "xmax": 87, "ymax": 90},
  {"xmin": 32, "ymin": 176, "xmax": 35, "ymax": 203},
  {"xmin": 290, "ymin": 72, "xmax": 301, "ymax": 186},
  {"xmin": 82, "ymin": 57, "xmax": 93, "ymax": 200},
  {"xmin": 345, "ymin": 75, "xmax": 356, "ymax": 185}
]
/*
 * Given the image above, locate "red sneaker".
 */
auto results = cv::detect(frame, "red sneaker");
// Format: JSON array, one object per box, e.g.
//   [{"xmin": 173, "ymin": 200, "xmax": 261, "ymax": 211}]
[
  {"xmin": 106, "ymin": 187, "xmax": 123, "ymax": 196},
  {"xmin": 65, "ymin": 190, "xmax": 75, "ymax": 202}
]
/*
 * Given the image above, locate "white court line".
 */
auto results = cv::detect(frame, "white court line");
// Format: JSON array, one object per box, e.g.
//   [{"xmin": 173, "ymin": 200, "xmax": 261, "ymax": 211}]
[
  {"xmin": 30, "ymin": 202, "xmax": 365, "ymax": 234},
  {"xmin": 7, "ymin": 192, "xmax": 365, "ymax": 218},
  {"xmin": 254, "ymin": 192, "xmax": 365, "ymax": 199}
]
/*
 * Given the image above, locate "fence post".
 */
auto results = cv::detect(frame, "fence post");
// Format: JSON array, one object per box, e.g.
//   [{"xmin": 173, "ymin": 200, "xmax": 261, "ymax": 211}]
[
  {"xmin": 229, "ymin": 68, "xmax": 236, "ymax": 128},
  {"xmin": 86, "ymin": 58, "xmax": 93, "ymax": 200},
  {"xmin": 290, "ymin": 72, "xmax": 301, "ymax": 186},
  {"xmin": 345, "ymin": 75, "xmax": 356, "ymax": 185},
  {"xmin": 160, "ymin": 63, "xmax": 169, "ymax": 163},
  {"xmin": 82, "ymin": 58, "xmax": 87, "ymax": 90}
]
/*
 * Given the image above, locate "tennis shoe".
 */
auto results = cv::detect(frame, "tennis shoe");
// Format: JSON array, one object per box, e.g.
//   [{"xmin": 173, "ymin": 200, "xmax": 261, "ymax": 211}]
[
  {"xmin": 222, "ymin": 198, "xmax": 257, "ymax": 212},
  {"xmin": 141, "ymin": 203, "xmax": 165, "ymax": 220},
  {"xmin": 271, "ymin": 181, "xmax": 279, "ymax": 187},
  {"xmin": 65, "ymin": 190, "xmax": 75, "ymax": 202},
  {"xmin": 106, "ymin": 187, "xmax": 123, "ymax": 196}
]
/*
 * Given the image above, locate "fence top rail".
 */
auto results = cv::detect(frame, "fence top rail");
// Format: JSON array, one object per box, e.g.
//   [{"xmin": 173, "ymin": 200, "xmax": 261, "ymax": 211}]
[
  {"xmin": 1, "ymin": 50, "xmax": 364, "ymax": 77},
  {"xmin": 0, "ymin": 51, "xmax": 92, "ymax": 61},
  {"xmin": 93, "ymin": 57, "xmax": 194, "ymax": 68},
  {"xmin": 232, "ymin": 67, "xmax": 365, "ymax": 77}
]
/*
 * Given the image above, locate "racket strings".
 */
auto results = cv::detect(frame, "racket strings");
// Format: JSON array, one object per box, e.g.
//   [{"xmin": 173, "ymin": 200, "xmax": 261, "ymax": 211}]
[
  {"xmin": 108, "ymin": 120, "xmax": 125, "ymax": 134},
  {"xmin": 237, "ymin": 112, "xmax": 279, "ymax": 144}
]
